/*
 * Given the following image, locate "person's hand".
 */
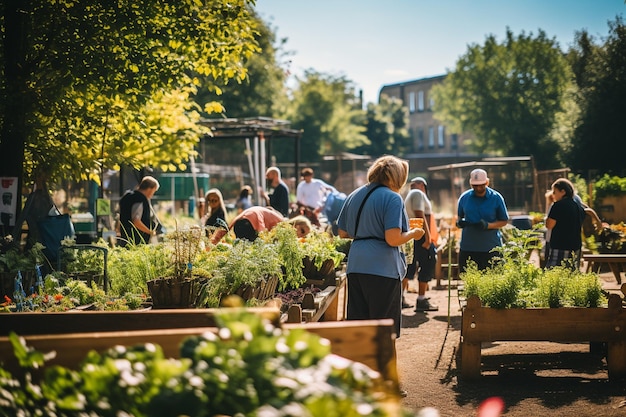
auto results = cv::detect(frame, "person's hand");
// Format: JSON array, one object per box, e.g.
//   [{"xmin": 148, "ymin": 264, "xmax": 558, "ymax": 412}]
[
  {"xmin": 477, "ymin": 219, "xmax": 489, "ymax": 230},
  {"xmin": 456, "ymin": 218, "xmax": 468, "ymax": 228},
  {"xmin": 412, "ymin": 227, "xmax": 425, "ymax": 240}
]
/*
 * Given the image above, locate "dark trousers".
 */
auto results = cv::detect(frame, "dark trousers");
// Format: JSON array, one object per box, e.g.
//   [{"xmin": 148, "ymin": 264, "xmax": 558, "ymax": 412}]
[
  {"xmin": 406, "ymin": 237, "xmax": 437, "ymax": 282},
  {"xmin": 347, "ymin": 272, "xmax": 402, "ymax": 337},
  {"xmin": 459, "ymin": 250, "xmax": 500, "ymax": 272}
]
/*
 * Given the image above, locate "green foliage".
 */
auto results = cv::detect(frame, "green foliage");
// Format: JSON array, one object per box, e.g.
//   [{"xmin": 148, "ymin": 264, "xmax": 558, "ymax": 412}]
[
  {"xmin": 0, "ymin": 241, "xmax": 47, "ymax": 274},
  {"xmin": 108, "ymin": 243, "xmax": 172, "ymax": 296},
  {"xmin": 260, "ymin": 222, "xmax": 306, "ymax": 291},
  {"xmin": 0, "ymin": 311, "xmax": 400, "ymax": 416},
  {"xmin": 593, "ymin": 174, "xmax": 626, "ymax": 200},
  {"xmin": 1, "ymin": 0, "xmax": 261, "ymax": 184},
  {"xmin": 462, "ymin": 227, "xmax": 606, "ymax": 308},
  {"xmin": 197, "ymin": 238, "xmax": 283, "ymax": 307},
  {"xmin": 566, "ymin": 17, "xmax": 626, "ymax": 175},
  {"xmin": 356, "ymin": 94, "xmax": 411, "ymax": 157},
  {"xmin": 431, "ymin": 28, "xmax": 571, "ymax": 169},
  {"xmin": 277, "ymin": 70, "xmax": 368, "ymax": 164}
]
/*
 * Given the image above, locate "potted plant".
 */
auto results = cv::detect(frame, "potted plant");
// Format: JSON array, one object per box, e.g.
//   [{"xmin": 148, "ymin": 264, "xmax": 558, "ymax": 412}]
[
  {"xmin": 298, "ymin": 230, "xmax": 346, "ymax": 288},
  {"xmin": 146, "ymin": 225, "xmax": 209, "ymax": 309},
  {"xmin": 195, "ymin": 238, "xmax": 283, "ymax": 308}
]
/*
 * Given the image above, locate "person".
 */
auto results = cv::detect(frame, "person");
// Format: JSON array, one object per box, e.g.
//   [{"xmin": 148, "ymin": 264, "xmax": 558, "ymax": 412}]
[
  {"xmin": 212, "ymin": 205, "xmax": 285, "ymax": 243},
  {"xmin": 201, "ymin": 188, "xmax": 226, "ymax": 229},
  {"xmin": 544, "ymin": 180, "xmax": 603, "ymax": 263},
  {"xmin": 235, "ymin": 185, "xmax": 253, "ymax": 213},
  {"xmin": 337, "ymin": 155, "xmax": 425, "ymax": 338},
  {"xmin": 404, "ymin": 177, "xmax": 438, "ymax": 312},
  {"xmin": 118, "ymin": 176, "xmax": 161, "ymax": 247},
  {"xmin": 287, "ymin": 215, "xmax": 312, "ymax": 238},
  {"xmin": 261, "ymin": 167, "xmax": 289, "ymax": 216},
  {"xmin": 296, "ymin": 167, "xmax": 333, "ymax": 216},
  {"xmin": 545, "ymin": 178, "xmax": 586, "ymax": 270},
  {"xmin": 456, "ymin": 169, "xmax": 509, "ymax": 271}
]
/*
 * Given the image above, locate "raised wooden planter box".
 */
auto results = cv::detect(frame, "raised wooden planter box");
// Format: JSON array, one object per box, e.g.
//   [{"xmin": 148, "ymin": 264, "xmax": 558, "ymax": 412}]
[
  {"xmin": 0, "ymin": 311, "xmax": 398, "ymax": 391},
  {"xmin": 460, "ymin": 294, "xmax": 626, "ymax": 380}
]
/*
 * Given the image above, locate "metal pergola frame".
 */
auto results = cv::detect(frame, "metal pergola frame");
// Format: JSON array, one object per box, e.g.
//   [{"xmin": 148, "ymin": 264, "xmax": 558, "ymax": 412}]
[{"xmin": 198, "ymin": 117, "xmax": 302, "ymax": 205}]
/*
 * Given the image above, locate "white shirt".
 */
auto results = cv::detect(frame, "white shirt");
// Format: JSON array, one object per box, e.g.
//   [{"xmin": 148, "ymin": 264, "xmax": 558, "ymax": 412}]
[
  {"xmin": 296, "ymin": 179, "xmax": 329, "ymax": 208},
  {"xmin": 405, "ymin": 189, "xmax": 431, "ymax": 216}
]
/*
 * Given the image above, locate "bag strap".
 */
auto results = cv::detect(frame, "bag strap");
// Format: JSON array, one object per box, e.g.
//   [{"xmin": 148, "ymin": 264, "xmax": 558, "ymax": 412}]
[{"xmin": 354, "ymin": 184, "xmax": 384, "ymax": 237}]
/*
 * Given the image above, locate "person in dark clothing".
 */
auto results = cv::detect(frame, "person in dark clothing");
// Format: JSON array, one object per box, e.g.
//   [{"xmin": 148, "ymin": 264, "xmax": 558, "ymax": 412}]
[
  {"xmin": 545, "ymin": 178, "xmax": 586, "ymax": 270},
  {"xmin": 118, "ymin": 176, "xmax": 160, "ymax": 247},
  {"xmin": 261, "ymin": 167, "xmax": 289, "ymax": 216},
  {"xmin": 202, "ymin": 188, "xmax": 227, "ymax": 229}
]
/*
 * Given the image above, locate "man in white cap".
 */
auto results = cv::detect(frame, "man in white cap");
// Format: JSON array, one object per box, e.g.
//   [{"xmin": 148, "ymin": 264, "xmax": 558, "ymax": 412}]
[
  {"xmin": 456, "ymin": 169, "xmax": 509, "ymax": 271},
  {"xmin": 404, "ymin": 176, "xmax": 438, "ymax": 312}
]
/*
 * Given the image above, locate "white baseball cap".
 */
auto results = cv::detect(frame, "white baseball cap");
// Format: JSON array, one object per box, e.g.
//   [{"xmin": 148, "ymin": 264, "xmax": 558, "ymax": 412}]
[{"xmin": 469, "ymin": 169, "xmax": 489, "ymax": 185}]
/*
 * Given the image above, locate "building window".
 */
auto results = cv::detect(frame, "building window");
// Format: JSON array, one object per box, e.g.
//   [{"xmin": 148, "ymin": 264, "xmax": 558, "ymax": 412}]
[
  {"xmin": 428, "ymin": 126, "xmax": 434, "ymax": 149},
  {"xmin": 409, "ymin": 92, "xmax": 416, "ymax": 113},
  {"xmin": 418, "ymin": 91, "xmax": 424, "ymax": 112},
  {"xmin": 429, "ymin": 97, "xmax": 435, "ymax": 110},
  {"xmin": 417, "ymin": 128, "xmax": 424, "ymax": 151},
  {"xmin": 451, "ymin": 133, "xmax": 458, "ymax": 150},
  {"xmin": 438, "ymin": 125, "xmax": 445, "ymax": 148}
]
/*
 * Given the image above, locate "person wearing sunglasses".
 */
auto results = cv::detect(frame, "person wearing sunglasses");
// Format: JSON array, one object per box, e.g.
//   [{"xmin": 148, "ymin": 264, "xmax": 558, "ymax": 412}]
[{"xmin": 202, "ymin": 188, "xmax": 227, "ymax": 230}]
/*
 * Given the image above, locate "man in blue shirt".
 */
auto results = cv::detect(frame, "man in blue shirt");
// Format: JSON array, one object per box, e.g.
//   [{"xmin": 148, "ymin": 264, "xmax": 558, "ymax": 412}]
[{"xmin": 456, "ymin": 169, "xmax": 509, "ymax": 271}]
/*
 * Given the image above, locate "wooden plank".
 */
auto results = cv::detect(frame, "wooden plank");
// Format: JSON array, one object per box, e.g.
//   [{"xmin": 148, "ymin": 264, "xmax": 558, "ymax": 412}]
[
  {"xmin": 462, "ymin": 295, "xmax": 626, "ymax": 343},
  {"xmin": 0, "ymin": 319, "xmax": 399, "ymax": 388},
  {"xmin": 285, "ymin": 319, "xmax": 398, "ymax": 390},
  {"xmin": 0, "ymin": 307, "xmax": 281, "ymax": 336}
]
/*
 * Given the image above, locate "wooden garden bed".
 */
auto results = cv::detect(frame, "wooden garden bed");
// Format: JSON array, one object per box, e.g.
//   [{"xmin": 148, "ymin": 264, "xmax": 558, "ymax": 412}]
[
  {"xmin": 460, "ymin": 293, "xmax": 626, "ymax": 380},
  {"xmin": 0, "ymin": 311, "xmax": 398, "ymax": 391}
]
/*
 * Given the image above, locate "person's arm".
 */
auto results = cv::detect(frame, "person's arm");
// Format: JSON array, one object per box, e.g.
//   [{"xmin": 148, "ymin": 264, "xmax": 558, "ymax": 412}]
[
  {"xmin": 584, "ymin": 207, "xmax": 603, "ymax": 231},
  {"xmin": 130, "ymin": 203, "xmax": 154, "ymax": 235},
  {"xmin": 385, "ymin": 227, "xmax": 424, "ymax": 247},
  {"xmin": 546, "ymin": 217, "xmax": 556, "ymax": 230}
]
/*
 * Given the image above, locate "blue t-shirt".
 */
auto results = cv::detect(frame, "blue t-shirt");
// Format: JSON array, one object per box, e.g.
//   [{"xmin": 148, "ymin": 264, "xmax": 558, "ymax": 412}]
[
  {"xmin": 457, "ymin": 187, "xmax": 509, "ymax": 252},
  {"xmin": 337, "ymin": 183, "xmax": 408, "ymax": 279}
]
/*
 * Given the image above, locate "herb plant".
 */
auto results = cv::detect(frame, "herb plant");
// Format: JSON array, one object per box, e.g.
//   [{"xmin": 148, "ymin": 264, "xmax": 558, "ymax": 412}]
[{"xmin": 462, "ymin": 226, "xmax": 606, "ymax": 308}]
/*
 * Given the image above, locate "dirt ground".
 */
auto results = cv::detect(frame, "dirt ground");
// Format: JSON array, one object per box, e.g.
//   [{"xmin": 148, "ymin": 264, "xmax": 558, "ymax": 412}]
[{"xmin": 395, "ymin": 270, "xmax": 626, "ymax": 416}]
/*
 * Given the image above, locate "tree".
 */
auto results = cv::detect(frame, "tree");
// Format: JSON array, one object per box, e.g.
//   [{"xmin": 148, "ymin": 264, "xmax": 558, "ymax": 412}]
[
  {"xmin": 430, "ymin": 28, "xmax": 571, "ymax": 169},
  {"xmin": 194, "ymin": 10, "xmax": 290, "ymax": 165},
  {"xmin": 0, "ymin": 0, "xmax": 260, "ymax": 190},
  {"xmin": 566, "ymin": 17, "xmax": 626, "ymax": 176},
  {"xmin": 355, "ymin": 94, "xmax": 411, "ymax": 157},
  {"xmin": 277, "ymin": 70, "xmax": 368, "ymax": 164}
]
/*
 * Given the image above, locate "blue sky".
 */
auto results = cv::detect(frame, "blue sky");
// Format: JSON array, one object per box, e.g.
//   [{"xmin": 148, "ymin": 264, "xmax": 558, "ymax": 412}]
[{"xmin": 254, "ymin": 0, "xmax": 625, "ymax": 105}]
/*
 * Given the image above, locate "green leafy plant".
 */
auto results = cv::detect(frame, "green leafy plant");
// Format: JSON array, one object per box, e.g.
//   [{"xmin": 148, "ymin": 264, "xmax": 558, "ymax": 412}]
[
  {"xmin": 0, "ymin": 311, "xmax": 405, "ymax": 416},
  {"xmin": 462, "ymin": 226, "xmax": 606, "ymax": 309},
  {"xmin": 196, "ymin": 239, "xmax": 283, "ymax": 307}
]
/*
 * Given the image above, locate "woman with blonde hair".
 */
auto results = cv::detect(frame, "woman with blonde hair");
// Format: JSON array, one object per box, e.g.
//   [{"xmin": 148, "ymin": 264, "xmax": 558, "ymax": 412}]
[
  {"xmin": 202, "ymin": 188, "xmax": 227, "ymax": 229},
  {"xmin": 337, "ymin": 155, "xmax": 424, "ymax": 338}
]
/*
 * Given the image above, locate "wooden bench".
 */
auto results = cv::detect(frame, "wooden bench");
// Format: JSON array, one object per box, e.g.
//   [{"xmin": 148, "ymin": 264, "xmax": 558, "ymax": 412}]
[
  {"xmin": 460, "ymin": 294, "xmax": 626, "ymax": 380},
  {"xmin": 583, "ymin": 253, "xmax": 626, "ymax": 284},
  {"xmin": 0, "ymin": 309, "xmax": 398, "ymax": 390}
]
